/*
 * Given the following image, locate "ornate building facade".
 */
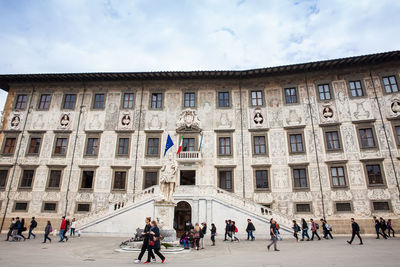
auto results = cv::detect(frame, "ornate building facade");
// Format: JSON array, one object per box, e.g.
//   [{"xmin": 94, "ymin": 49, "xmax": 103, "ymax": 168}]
[{"xmin": 0, "ymin": 51, "xmax": 400, "ymax": 235}]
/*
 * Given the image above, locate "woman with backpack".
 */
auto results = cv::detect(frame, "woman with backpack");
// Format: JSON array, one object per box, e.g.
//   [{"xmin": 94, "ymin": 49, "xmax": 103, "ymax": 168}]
[
  {"xmin": 210, "ymin": 223, "xmax": 217, "ymax": 246},
  {"xmin": 310, "ymin": 218, "xmax": 321, "ymax": 240},
  {"xmin": 292, "ymin": 220, "xmax": 300, "ymax": 242},
  {"xmin": 193, "ymin": 223, "xmax": 201, "ymax": 250},
  {"xmin": 43, "ymin": 221, "xmax": 52, "ymax": 243},
  {"xmin": 144, "ymin": 221, "xmax": 166, "ymax": 264},
  {"xmin": 231, "ymin": 221, "xmax": 239, "ymax": 242}
]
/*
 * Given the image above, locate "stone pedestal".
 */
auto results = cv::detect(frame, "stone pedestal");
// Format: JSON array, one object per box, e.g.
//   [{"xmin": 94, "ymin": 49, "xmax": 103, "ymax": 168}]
[{"xmin": 154, "ymin": 201, "xmax": 176, "ymax": 242}]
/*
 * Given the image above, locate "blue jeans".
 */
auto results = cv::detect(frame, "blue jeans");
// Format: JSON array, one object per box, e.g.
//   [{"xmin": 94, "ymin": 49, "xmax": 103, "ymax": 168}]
[
  {"xmin": 28, "ymin": 227, "xmax": 36, "ymax": 239},
  {"xmin": 302, "ymin": 229, "xmax": 310, "ymax": 240},
  {"xmin": 248, "ymin": 230, "xmax": 254, "ymax": 240},
  {"xmin": 183, "ymin": 239, "xmax": 190, "ymax": 248},
  {"xmin": 59, "ymin": 229, "xmax": 64, "ymax": 241}
]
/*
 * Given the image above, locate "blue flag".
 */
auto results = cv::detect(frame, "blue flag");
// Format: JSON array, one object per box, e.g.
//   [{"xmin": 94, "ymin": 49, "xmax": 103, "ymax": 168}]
[{"xmin": 164, "ymin": 134, "xmax": 174, "ymax": 156}]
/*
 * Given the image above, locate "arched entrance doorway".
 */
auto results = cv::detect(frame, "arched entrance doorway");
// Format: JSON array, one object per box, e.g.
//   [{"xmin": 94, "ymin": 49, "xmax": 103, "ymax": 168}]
[{"xmin": 174, "ymin": 201, "xmax": 192, "ymax": 237}]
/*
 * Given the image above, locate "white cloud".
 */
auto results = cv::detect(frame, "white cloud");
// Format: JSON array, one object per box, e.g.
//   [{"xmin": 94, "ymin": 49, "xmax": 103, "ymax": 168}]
[{"xmin": 0, "ymin": 0, "xmax": 399, "ymax": 110}]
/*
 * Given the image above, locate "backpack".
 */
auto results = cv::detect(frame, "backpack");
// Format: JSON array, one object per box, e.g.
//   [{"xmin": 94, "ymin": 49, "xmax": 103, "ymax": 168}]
[
  {"xmin": 276, "ymin": 223, "xmax": 280, "ymax": 230},
  {"xmin": 296, "ymin": 224, "xmax": 301, "ymax": 232},
  {"xmin": 32, "ymin": 220, "xmax": 37, "ymax": 228},
  {"xmin": 235, "ymin": 226, "xmax": 238, "ymax": 233},
  {"xmin": 326, "ymin": 224, "xmax": 332, "ymax": 231},
  {"xmin": 316, "ymin": 223, "xmax": 319, "ymax": 230},
  {"xmin": 49, "ymin": 226, "xmax": 53, "ymax": 233}
]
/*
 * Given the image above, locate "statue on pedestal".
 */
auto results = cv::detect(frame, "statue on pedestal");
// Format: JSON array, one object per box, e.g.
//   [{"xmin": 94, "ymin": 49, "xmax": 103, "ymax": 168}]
[{"xmin": 160, "ymin": 155, "xmax": 178, "ymax": 203}]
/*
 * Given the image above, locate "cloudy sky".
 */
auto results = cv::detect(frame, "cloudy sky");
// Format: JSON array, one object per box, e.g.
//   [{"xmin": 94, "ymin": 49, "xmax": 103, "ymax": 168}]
[{"xmin": 0, "ymin": 0, "xmax": 399, "ymax": 110}]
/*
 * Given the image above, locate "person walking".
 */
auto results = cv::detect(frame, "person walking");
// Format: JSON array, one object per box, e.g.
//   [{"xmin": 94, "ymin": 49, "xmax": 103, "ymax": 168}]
[
  {"xmin": 42, "ymin": 221, "xmax": 52, "ymax": 243},
  {"xmin": 246, "ymin": 219, "xmax": 255, "ymax": 241},
  {"xmin": 292, "ymin": 220, "xmax": 300, "ymax": 242},
  {"xmin": 379, "ymin": 217, "xmax": 388, "ymax": 239},
  {"xmin": 373, "ymin": 216, "xmax": 386, "ymax": 239},
  {"xmin": 321, "ymin": 219, "xmax": 333, "ymax": 239},
  {"xmin": 310, "ymin": 218, "xmax": 321, "ymax": 240},
  {"xmin": 135, "ymin": 217, "xmax": 155, "ymax": 264},
  {"xmin": 144, "ymin": 221, "xmax": 166, "ymax": 264},
  {"xmin": 231, "ymin": 221, "xmax": 239, "ymax": 242},
  {"xmin": 267, "ymin": 219, "xmax": 279, "ymax": 251},
  {"xmin": 275, "ymin": 221, "xmax": 283, "ymax": 241},
  {"xmin": 200, "ymin": 222, "xmax": 207, "ymax": 249},
  {"xmin": 70, "ymin": 218, "xmax": 76, "ymax": 237},
  {"xmin": 300, "ymin": 218, "xmax": 310, "ymax": 241},
  {"xmin": 63, "ymin": 219, "xmax": 70, "ymax": 242},
  {"xmin": 387, "ymin": 219, "xmax": 395, "ymax": 237},
  {"xmin": 347, "ymin": 218, "xmax": 363, "ymax": 245},
  {"xmin": 210, "ymin": 223, "xmax": 216, "ymax": 246},
  {"xmin": 18, "ymin": 218, "xmax": 27, "ymax": 240},
  {"xmin": 59, "ymin": 216, "xmax": 66, "ymax": 242},
  {"xmin": 27, "ymin": 217, "xmax": 37, "ymax": 239},
  {"xmin": 224, "ymin": 220, "xmax": 231, "ymax": 241},
  {"xmin": 5, "ymin": 218, "xmax": 15, "ymax": 241}
]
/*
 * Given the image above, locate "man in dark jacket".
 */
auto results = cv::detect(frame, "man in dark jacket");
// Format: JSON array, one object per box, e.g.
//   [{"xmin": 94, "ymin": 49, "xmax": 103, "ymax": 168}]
[
  {"xmin": 347, "ymin": 218, "xmax": 363, "ymax": 245},
  {"xmin": 5, "ymin": 218, "xmax": 15, "ymax": 241},
  {"xmin": 135, "ymin": 217, "xmax": 155, "ymax": 264},
  {"xmin": 379, "ymin": 217, "xmax": 388, "ymax": 239},
  {"xmin": 373, "ymin": 216, "xmax": 387, "ymax": 239},
  {"xmin": 246, "ymin": 219, "xmax": 255, "ymax": 241},
  {"xmin": 28, "ymin": 217, "xmax": 37, "ymax": 239},
  {"xmin": 224, "ymin": 220, "xmax": 231, "ymax": 241}
]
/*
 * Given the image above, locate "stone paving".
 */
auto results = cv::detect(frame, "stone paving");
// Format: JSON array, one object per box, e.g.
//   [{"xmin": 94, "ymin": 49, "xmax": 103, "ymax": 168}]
[{"xmin": 0, "ymin": 234, "xmax": 399, "ymax": 267}]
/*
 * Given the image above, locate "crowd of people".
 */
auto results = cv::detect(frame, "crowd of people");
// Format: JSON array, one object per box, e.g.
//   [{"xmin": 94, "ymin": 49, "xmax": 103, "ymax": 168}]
[{"xmin": 5, "ymin": 216, "xmax": 77, "ymax": 243}]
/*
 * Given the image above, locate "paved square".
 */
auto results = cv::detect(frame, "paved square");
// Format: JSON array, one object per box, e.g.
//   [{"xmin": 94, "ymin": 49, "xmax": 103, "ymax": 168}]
[{"xmin": 0, "ymin": 235, "xmax": 399, "ymax": 267}]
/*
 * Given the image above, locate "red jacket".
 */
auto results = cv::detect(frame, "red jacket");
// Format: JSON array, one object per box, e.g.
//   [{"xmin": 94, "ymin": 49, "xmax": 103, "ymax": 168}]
[{"xmin": 60, "ymin": 219, "xmax": 66, "ymax": 230}]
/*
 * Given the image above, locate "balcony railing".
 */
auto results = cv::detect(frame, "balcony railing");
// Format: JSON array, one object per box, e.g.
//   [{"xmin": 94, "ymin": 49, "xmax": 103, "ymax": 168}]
[{"xmin": 176, "ymin": 151, "xmax": 202, "ymax": 162}]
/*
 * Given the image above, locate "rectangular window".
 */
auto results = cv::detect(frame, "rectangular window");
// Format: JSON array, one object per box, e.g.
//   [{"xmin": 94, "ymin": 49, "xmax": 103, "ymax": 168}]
[
  {"xmin": 318, "ymin": 84, "xmax": 332, "ymax": 100},
  {"xmin": 218, "ymin": 92, "xmax": 230, "ymax": 107},
  {"xmin": 80, "ymin": 171, "xmax": 94, "ymax": 189},
  {"xmin": 43, "ymin": 202, "xmax": 57, "ymax": 212},
  {"xmin": 47, "ymin": 170, "xmax": 62, "ymax": 189},
  {"xmin": 218, "ymin": 137, "xmax": 231, "ymax": 155},
  {"xmin": 144, "ymin": 171, "xmax": 158, "ymax": 189},
  {"xmin": 15, "ymin": 94, "xmax": 28, "ymax": 110},
  {"xmin": 77, "ymin": 203, "xmax": 91, "ymax": 212},
  {"xmin": 395, "ymin": 126, "xmax": 400, "ymax": 145},
  {"xmin": 147, "ymin": 138, "xmax": 159, "ymax": 156},
  {"xmin": 336, "ymin": 202, "xmax": 352, "ymax": 212},
  {"xmin": 38, "ymin": 94, "xmax": 51, "ymax": 109},
  {"xmin": 293, "ymin": 168, "xmax": 308, "ymax": 189},
  {"xmin": 113, "ymin": 171, "xmax": 126, "ymax": 190},
  {"xmin": 28, "ymin": 137, "xmax": 41, "ymax": 154},
  {"xmin": 182, "ymin": 138, "xmax": 195, "ymax": 151},
  {"xmin": 63, "ymin": 94, "xmax": 76, "ymax": 109},
  {"xmin": 285, "ymin": 88, "xmax": 297, "ymax": 104},
  {"xmin": 151, "ymin": 93, "xmax": 162, "ymax": 109},
  {"xmin": 289, "ymin": 134, "xmax": 304, "ymax": 153},
  {"xmin": 123, "ymin": 93, "xmax": 134, "ymax": 109},
  {"xmin": 253, "ymin": 136, "xmax": 266, "ymax": 155},
  {"xmin": 382, "ymin": 76, "xmax": 399, "ymax": 93},
  {"xmin": 296, "ymin": 203, "xmax": 311, "ymax": 213},
  {"xmin": 93, "ymin": 94, "xmax": 105, "ymax": 109},
  {"xmin": 219, "ymin": 170, "xmax": 233, "ymax": 191},
  {"xmin": 0, "ymin": 170, "xmax": 9, "ymax": 188},
  {"xmin": 372, "ymin": 201, "xmax": 390, "ymax": 211},
  {"xmin": 366, "ymin": 164, "xmax": 384, "ymax": 186},
  {"xmin": 251, "ymin": 91, "xmax": 263, "ymax": 106},
  {"xmin": 3, "ymin": 138, "xmax": 16, "ymax": 155},
  {"xmin": 117, "ymin": 138, "xmax": 129, "ymax": 155},
  {"xmin": 255, "ymin": 170, "xmax": 269, "ymax": 190},
  {"xmin": 14, "ymin": 202, "xmax": 28, "ymax": 211},
  {"xmin": 20, "ymin": 170, "xmax": 34, "ymax": 188},
  {"xmin": 86, "ymin": 138, "xmax": 99, "ymax": 155},
  {"xmin": 330, "ymin": 166, "xmax": 346, "ymax": 187},
  {"xmin": 184, "ymin": 92, "xmax": 195, "ymax": 107},
  {"xmin": 349, "ymin": 81, "xmax": 364, "ymax": 97},
  {"xmin": 359, "ymin": 128, "xmax": 376, "ymax": 148},
  {"xmin": 54, "ymin": 138, "xmax": 68, "ymax": 155},
  {"xmin": 325, "ymin": 131, "xmax": 341, "ymax": 150}
]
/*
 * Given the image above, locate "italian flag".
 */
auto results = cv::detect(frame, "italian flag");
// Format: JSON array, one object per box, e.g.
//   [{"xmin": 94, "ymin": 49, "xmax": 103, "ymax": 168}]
[{"xmin": 176, "ymin": 134, "xmax": 184, "ymax": 154}]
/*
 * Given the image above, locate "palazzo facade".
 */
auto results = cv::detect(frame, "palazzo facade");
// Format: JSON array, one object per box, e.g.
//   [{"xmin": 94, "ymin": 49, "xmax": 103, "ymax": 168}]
[{"xmin": 0, "ymin": 51, "xmax": 400, "ymax": 235}]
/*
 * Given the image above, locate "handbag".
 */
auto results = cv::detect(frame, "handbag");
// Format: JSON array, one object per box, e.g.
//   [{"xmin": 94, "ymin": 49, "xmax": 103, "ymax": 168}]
[{"xmin": 148, "ymin": 240, "xmax": 155, "ymax": 246}]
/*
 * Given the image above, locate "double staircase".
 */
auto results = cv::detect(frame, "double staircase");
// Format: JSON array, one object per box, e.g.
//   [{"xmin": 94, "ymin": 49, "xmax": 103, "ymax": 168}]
[{"xmin": 77, "ymin": 185, "xmax": 294, "ymax": 235}]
